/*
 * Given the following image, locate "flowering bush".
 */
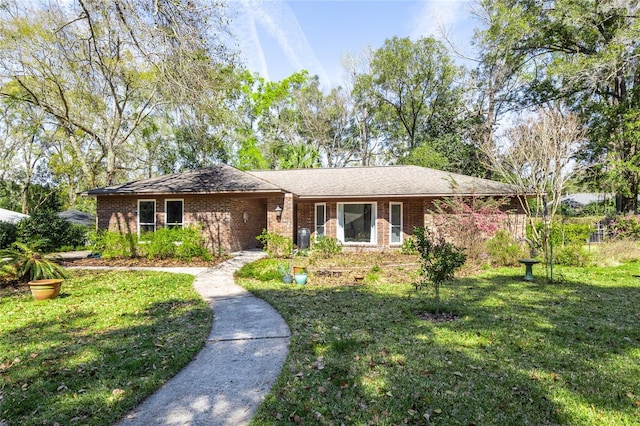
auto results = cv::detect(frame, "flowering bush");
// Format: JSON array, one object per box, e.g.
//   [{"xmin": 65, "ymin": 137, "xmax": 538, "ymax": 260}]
[{"xmin": 608, "ymin": 214, "xmax": 640, "ymax": 240}]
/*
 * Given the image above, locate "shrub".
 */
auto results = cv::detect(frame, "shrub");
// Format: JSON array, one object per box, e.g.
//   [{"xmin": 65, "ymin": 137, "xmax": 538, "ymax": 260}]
[
  {"xmin": 486, "ymin": 230, "xmax": 526, "ymax": 267},
  {"xmin": 401, "ymin": 236, "xmax": 418, "ymax": 255},
  {"xmin": 553, "ymin": 244, "xmax": 592, "ymax": 267},
  {"xmin": 0, "ymin": 221, "xmax": 17, "ymax": 249},
  {"xmin": 609, "ymin": 214, "xmax": 640, "ymax": 240},
  {"xmin": 313, "ymin": 235, "xmax": 342, "ymax": 257},
  {"xmin": 15, "ymin": 209, "xmax": 86, "ymax": 252},
  {"xmin": 174, "ymin": 227, "xmax": 212, "ymax": 261},
  {"xmin": 235, "ymin": 258, "xmax": 281, "ymax": 281},
  {"xmin": 412, "ymin": 226, "xmax": 466, "ymax": 314},
  {"xmin": 256, "ymin": 229, "xmax": 293, "ymax": 258},
  {"xmin": 89, "ymin": 230, "xmax": 137, "ymax": 258},
  {"xmin": 141, "ymin": 228, "xmax": 177, "ymax": 259}
]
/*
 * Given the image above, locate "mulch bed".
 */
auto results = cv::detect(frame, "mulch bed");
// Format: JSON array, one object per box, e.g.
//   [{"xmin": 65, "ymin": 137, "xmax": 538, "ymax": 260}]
[{"xmin": 63, "ymin": 256, "xmax": 229, "ymax": 268}]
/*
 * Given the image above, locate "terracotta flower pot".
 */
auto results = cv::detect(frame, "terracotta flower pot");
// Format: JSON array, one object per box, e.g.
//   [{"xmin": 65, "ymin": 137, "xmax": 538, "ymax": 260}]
[
  {"xmin": 293, "ymin": 266, "xmax": 307, "ymax": 275},
  {"xmin": 28, "ymin": 279, "xmax": 64, "ymax": 301}
]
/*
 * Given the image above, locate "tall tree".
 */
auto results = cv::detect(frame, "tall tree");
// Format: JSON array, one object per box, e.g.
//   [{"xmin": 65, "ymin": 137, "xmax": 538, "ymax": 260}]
[
  {"xmin": 352, "ymin": 36, "xmax": 466, "ymax": 166},
  {"xmin": 0, "ymin": 0, "xmax": 233, "ymax": 187},
  {"xmin": 476, "ymin": 0, "xmax": 640, "ymax": 212}
]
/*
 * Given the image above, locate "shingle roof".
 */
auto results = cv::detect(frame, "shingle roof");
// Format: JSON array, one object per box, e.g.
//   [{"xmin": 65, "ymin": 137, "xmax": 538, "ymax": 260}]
[
  {"xmin": 84, "ymin": 164, "xmax": 518, "ymax": 198},
  {"xmin": 84, "ymin": 164, "xmax": 282, "ymax": 196},
  {"xmin": 249, "ymin": 166, "xmax": 518, "ymax": 198}
]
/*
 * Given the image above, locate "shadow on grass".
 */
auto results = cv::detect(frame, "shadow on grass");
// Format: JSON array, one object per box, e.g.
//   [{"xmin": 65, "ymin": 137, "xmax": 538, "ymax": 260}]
[
  {"xmin": 242, "ymin": 266, "xmax": 640, "ymax": 425},
  {"xmin": 0, "ymin": 274, "xmax": 212, "ymax": 426}
]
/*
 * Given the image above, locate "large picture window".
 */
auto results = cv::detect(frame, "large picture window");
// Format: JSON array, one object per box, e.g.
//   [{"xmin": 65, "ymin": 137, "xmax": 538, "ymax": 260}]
[
  {"xmin": 138, "ymin": 200, "xmax": 156, "ymax": 234},
  {"xmin": 315, "ymin": 203, "xmax": 326, "ymax": 237},
  {"xmin": 337, "ymin": 202, "xmax": 376, "ymax": 244},
  {"xmin": 390, "ymin": 202, "xmax": 403, "ymax": 244},
  {"xmin": 165, "ymin": 199, "xmax": 184, "ymax": 229}
]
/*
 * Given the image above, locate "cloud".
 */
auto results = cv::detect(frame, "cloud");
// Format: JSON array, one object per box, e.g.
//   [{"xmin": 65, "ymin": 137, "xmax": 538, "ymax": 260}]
[{"xmin": 226, "ymin": 0, "xmax": 329, "ymax": 85}]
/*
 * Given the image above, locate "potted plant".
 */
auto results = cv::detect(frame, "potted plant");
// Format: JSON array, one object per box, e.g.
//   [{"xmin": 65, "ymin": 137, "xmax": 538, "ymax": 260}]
[
  {"xmin": 0, "ymin": 240, "xmax": 68, "ymax": 300},
  {"xmin": 294, "ymin": 270, "xmax": 307, "ymax": 285},
  {"xmin": 277, "ymin": 261, "xmax": 293, "ymax": 284}
]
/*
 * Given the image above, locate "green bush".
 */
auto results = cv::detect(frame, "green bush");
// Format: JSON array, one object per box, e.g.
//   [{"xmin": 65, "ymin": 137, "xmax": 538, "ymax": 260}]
[
  {"xmin": 0, "ymin": 221, "xmax": 17, "ymax": 249},
  {"xmin": 313, "ymin": 235, "xmax": 342, "ymax": 257},
  {"xmin": 15, "ymin": 209, "xmax": 86, "ymax": 252},
  {"xmin": 89, "ymin": 230, "xmax": 137, "ymax": 258},
  {"xmin": 553, "ymin": 244, "xmax": 592, "ymax": 267},
  {"xmin": 91, "ymin": 227, "xmax": 211, "ymax": 261},
  {"xmin": 256, "ymin": 229, "xmax": 293, "ymax": 258},
  {"xmin": 401, "ymin": 236, "xmax": 418, "ymax": 255},
  {"xmin": 174, "ymin": 227, "xmax": 212, "ymax": 261},
  {"xmin": 235, "ymin": 258, "xmax": 280, "ymax": 281},
  {"xmin": 486, "ymin": 230, "xmax": 526, "ymax": 266},
  {"xmin": 141, "ymin": 228, "xmax": 177, "ymax": 259}
]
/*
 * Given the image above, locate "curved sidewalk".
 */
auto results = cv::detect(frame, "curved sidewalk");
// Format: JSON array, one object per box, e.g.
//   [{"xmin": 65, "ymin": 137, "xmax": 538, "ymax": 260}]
[{"xmin": 116, "ymin": 250, "xmax": 291, "ymax": 426}]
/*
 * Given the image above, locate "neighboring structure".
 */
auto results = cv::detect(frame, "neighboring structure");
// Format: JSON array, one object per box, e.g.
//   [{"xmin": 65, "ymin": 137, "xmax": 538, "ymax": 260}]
[
  {"xmin": 0, "ymin": 208, "xmax": 29, "ymax": 224},
  {"xmin": 58, "ymin": 210, "xmax": 96, "ymax": 227},
  {"xmin": 84, "ymin": 164, "xmax": 526, "ymax": 253}
]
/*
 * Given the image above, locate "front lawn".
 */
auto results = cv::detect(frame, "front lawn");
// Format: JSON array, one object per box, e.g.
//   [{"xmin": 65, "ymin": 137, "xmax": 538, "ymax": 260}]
[
  {"xmin": 237, "ymin": 257, "xmax": 640, "ymax": 425},
  {"xmin": 0, "ymin": 270, "xmax": 212, "ymax": 425}
]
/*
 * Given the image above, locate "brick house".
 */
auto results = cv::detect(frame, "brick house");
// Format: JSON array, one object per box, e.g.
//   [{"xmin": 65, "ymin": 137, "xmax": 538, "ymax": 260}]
[{"xmin": 85, "ymin": 164, "xmax": 526, "ymax": 253}]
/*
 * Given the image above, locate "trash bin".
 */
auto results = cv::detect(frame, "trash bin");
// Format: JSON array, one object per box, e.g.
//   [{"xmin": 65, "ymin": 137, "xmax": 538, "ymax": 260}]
[{"xmin": 298, "ymin": 228, "xmax": 310, "ymax": 249}]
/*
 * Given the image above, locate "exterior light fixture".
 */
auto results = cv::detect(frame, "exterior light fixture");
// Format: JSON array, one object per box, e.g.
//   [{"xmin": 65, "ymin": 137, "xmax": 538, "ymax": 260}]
[{"xmin": 274, "ymin": 204, "xmax": 283, "ymax": 219}]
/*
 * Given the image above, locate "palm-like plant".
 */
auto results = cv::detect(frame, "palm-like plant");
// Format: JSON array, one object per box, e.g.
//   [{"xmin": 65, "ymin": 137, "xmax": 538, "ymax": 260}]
[{"xmin": 0, "ymin": 240, "xmax": 68, "ymax": 283}]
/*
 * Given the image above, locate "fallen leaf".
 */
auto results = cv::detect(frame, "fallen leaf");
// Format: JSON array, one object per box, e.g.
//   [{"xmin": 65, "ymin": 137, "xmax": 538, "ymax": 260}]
[
  {"xmin": 434, "ymin": 408, "xmax": 442, "ymax": 414},
  {"xmin": 112, "ymin": 388, "xmax": 125, "ymax": 396},
  {"xmin": 30, "ymin": 353, "xmax": 39, "ymax": 359},
  {"xmin": 276, "ymin": 412, "xmax": 283, "ymax": 420},
  {"xmin": 318, "ymin": 386, "xmax": 326, "ymax": 393}
]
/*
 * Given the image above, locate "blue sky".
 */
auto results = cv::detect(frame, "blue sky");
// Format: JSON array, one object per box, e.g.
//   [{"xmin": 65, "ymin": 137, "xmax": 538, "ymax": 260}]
[{"xmin": 225, "ymin": 0, "xmax": 477, "ymax": 90}]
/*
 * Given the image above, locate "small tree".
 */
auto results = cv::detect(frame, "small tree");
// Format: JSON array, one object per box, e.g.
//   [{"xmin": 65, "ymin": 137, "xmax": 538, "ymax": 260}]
[{"xmin": 412, "ymin": 226, "xmax": 467, "ymax": 314}]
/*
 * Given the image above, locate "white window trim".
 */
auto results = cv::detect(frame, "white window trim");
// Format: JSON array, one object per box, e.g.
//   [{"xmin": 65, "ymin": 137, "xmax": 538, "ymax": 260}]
[
  {"xmin": 337, "ymin": 202, "xmax": 377, "ymax": 245},
  {"xmin": 389, "ymin": 202, "xmax": 403, "ymax": 245},
  {"xmin": 165, "ymin": 198, "xmax": 184, "ymax": 228},
  {"xmin": 137, "ymin": 199, "xmax": 156, "ymax": 237},
  {"xmin": 314, "ymin": 203, "xmax": 326, "ymax": 238}
]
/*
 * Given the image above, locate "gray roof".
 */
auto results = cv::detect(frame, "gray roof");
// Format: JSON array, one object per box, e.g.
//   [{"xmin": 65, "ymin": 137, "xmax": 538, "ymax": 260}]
[
  {"xmin": 58, "ymin": 210, "xmax": 96, "ymax": 226},
  {"xmin": 558, "ymin": 193, "xmax": 612, "ymax": 207},
  {"xmin": 84, "ymin": 164, "xmax": 282, "ymax": 196},
  {"xmin": 84, "ymin": 164, "xmax": 518, "ymax": 198},
  {"xmin": 0, "ymin": 208, "xmax": 29, "ymax": 224},
  {"xmin": 249, "ymin": 166, "xmax": 518, "ymax": 199}
]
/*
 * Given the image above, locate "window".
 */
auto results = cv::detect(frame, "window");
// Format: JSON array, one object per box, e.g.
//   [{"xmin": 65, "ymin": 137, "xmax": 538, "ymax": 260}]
[
  {"xmin": 315, "ymin": 203, "xmax": 326, "ymax": 237},
  {"xmin": 165, "ymin": 199, "xmax": 184, "ymax": 229},
  {"xmin": 390, "ymin": 202, "xmax": 403, "ymax": 244},
  {"xmin": 337, "ymin": 202, "xmax": 376, "ymax": 244},
  {"xmin": 138, "ymin": 200, "xmax": 156, "ymax": 235}
]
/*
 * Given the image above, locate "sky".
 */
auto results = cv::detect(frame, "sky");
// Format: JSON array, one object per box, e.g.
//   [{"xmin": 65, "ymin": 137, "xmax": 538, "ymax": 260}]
[{"xmin": 225, "ymin": 0, "xmax": 479, "ymax": 90}]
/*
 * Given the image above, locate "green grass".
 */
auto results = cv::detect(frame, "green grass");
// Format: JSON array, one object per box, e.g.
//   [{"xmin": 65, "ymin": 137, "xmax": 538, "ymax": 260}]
[
  {"xmin": 238, "ymin": 258, "xmax": 640, "ymax": 425},
  {"xmin": 0, "ymin": 270, "xmax": 212, "ymax": 425}
]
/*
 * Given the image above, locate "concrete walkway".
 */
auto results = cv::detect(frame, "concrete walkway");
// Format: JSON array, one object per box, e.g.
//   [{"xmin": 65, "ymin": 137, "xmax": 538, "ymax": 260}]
[{"xmin": 113, "ymin": 250, "xmax": 291, "ymax": 426}]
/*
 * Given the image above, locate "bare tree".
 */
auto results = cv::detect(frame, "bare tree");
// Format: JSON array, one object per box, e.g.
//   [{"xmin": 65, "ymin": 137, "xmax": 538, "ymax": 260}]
[{"xmin": 483, "ymin": 105, "xmax": 586, "ymax": 249}]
